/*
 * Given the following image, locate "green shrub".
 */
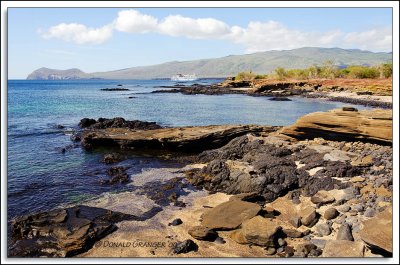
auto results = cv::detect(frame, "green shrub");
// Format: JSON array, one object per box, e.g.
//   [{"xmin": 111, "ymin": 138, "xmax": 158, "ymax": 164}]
[
  {"xmin": 275, "ymin": 67, "xmax": 287, "ymax": 80},
  {"xmin": 380, "ymin": 63, "xmax": 392, "ymax": 78},
  {"xmin": 347, "ymin": 65, "xmax": 380, "ymax": 79},
  {"xmin": 235, "ymin": 71, "xmax": 256, "ymax": 81}
]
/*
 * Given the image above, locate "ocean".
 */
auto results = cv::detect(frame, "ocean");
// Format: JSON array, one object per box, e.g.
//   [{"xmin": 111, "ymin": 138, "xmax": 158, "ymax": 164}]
[{"xmin": 7, "ymin": 79, "xmax": 367, "ymax": 218}]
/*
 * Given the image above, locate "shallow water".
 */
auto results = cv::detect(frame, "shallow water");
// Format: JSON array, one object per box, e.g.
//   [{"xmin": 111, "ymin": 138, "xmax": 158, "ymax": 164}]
[{"xmin": 7, "ymin": 79, "xmax": 368, "ymax": 218}]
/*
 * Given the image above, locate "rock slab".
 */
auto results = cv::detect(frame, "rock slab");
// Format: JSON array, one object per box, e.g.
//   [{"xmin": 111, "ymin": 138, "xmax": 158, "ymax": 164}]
[{"xmin": 201, "ymin": 200, "xmax": 261, "ymax": 230}]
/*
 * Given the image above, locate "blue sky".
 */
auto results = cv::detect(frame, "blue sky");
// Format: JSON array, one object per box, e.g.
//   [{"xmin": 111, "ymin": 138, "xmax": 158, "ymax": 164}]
[{"xmin": 8, "ymin": 8, "xmax": 392, "ymax": 79}]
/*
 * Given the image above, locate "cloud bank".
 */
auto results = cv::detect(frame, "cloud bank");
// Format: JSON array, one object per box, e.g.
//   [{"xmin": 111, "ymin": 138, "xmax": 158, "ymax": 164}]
[{"xmin": 40, "ymin": 9, "xmax": 392, "ymax": 52}]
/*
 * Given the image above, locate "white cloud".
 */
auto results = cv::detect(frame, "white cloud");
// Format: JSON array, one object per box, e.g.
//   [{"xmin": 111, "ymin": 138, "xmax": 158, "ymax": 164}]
[
  {"xmin": 343, "ymin": 28, "xmax": 392, "ymax": 51},
  {"xmin": 41, "ymin": 23, "xmax": 113, "ymax": 44},
  {"xmin": 158, "ymin": 15, "xmax": 231, "ymax": 39},
  {"xmin": 114, "ymin": 9, "xmax": 158, "ymax": 33},
  {"xmin": 39, "ymin": 9, "xmax": 392, "ymax": 52},
  {"xmin": 226, "ymin": 21, "xmax": 344, "ymax": 53}
]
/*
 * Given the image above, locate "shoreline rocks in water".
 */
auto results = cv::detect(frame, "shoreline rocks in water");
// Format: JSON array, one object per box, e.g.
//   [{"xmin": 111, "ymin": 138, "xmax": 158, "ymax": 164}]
[
  {"xmin": 80, "ymin": 124, "xmax": 278, "ymax": 152},
  {"xmin": 9, "ymin": 205, "xmax": 147, "ymax": 257},
  {"xmin": 10, "ymin": 106, "xmax": 392, "ymax": 258}
]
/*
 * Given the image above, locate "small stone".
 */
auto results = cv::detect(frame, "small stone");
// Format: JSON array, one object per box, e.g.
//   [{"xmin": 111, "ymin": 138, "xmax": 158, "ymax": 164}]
[
  {"xmin": 351, "ymin": 204, "xmax": 364, "ymax": 212},
  {"xmin": 363, "ymin": 207, "xmax": 376, "ymax": 217},
  {"xmin": 300, "ymin": 207, "xmax": 319, "ymax": 227},
  {"xmin": 265, "ymin": 247, "xmax": 276, "ymax": 255},
  {"xmin": 337, "ymin": 205, "xmax": 350, "ymax": 213},
  {"xmin": 322, "ymin": 240, "xmax": 365, "ymax": 257},
  {"xmin": 308, "ymin": 248, "xmax": 322, "ymax": 257},
  {"xmin": 283, "ymin": 228, "xmax": 303, "ymax": 238},
  {"xmin": 336, "ymin": 223, "xmax": 354, "ymax": 241},
  {"xmin": 277, "ymin": 238, "xmax": 287, "ymax": 247},
  {"xmin": 168, "ymin": 218, "xmax": 183, "ymax": 226},
  {"xmin": 214, "ymin": 236, "xmax": 226, "ymax": 244},
  {"xmin": 172, "ymin": 239, "xmax": 198, "ymax": 254},
  {"xmin": 277, "ymin": 247, "xmax": 284, "ymax": 253},
  {"xmin": 324, "ymin": 208, "xmax": 339, "ymax": 220},
  {"xmin": 316, "ymin": 223, "xmax": 331, "ymax": 236}
]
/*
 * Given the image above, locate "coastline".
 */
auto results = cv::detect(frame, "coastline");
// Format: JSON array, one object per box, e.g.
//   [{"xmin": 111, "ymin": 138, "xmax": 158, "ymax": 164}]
[{"xmin": 8, "ymin": 105, "xmax": 393, "ymax": 258}]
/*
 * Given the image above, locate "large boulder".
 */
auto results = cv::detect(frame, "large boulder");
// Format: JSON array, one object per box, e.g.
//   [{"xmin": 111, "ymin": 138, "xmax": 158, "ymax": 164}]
[
  {"xmin": 359, "ymin": 207, "xmax": 392, "ymax": 255},
  {"xmin": 279, "ymin": 108, "xmax": 392, "ymax": 145},
  {"xmin": 239, "ymin": 216, "xmax": 282, "ymax": 247},
  {"xmin": 201, "ymin": 200, "xmax": 261, "ymax": 230}
]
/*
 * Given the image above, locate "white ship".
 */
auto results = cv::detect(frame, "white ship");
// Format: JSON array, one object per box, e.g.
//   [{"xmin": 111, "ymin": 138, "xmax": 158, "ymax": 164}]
[{"xmin": 171, "ymin": 73, "xmax": 198, "ymax": 82}]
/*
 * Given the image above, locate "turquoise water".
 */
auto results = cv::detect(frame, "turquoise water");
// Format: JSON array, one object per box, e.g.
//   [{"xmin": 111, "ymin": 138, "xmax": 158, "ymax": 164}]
[{"xmin": 7, "ymin": 79, "xmax": 367, "ymax": 218}]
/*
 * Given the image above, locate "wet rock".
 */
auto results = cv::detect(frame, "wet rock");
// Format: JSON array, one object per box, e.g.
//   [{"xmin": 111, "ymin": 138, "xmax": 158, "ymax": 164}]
[
  {"xmin": 188, "ymin": 226, "xmax": 218, "ymax": 241},
  {"xmin": 79, "ymin": 118, "xmax": 96, "ymax": 128},
  {"xmin": 168, "ymin": 218, "xmax": 183, "ymax": 226},
  {"xmin": 80, "ymin": 117, "xmax": 161, "ymax": 130},
  {"xmin": 359, "ymin": 207, "xmax": 392, "ymax": 255},
  {"xmin": 172, "ymin": 239, "xmax": 198, "ymax": 254},
  {"xmin": 316, "ymin": 223, "xmax": 331, "ymax": 236},
  {"xmin": 269, "ymin": 97, "xmax": 291, "ymax": 101},
  {"xmin": 324, "ymin": 208, "xmax": 339, "ymax": 220},
  {"xmin": 101, "ymin": 153, "xmax": 124, "ymax": 164},
  {"xmin": 241, "ymin": 216, "xmax": 282, "ymax": 247},
  {"xmin": 300, "ymin": 207, "xmax": 319, "ymax": 227},
  {"xmin": 311, "ymin": 190, "xmax": 335, "ymax": 205},
  {"xmin": 336, "ymin": 223, "xmax": 354, "ymax": 241},
  {"xmin": 101, "ymin": 166, "xmax": 129, "ymax": 185},
  {"xmin": 201, "ymin": 200, "xmax": 261, "ymax": 230},
  {"xmin": 322, "ymin": 240, "xmax": 364, "ymax": 257},
  {"xmin": 10, "ymin": 205, "xmax": 140, "ymax": 257}
]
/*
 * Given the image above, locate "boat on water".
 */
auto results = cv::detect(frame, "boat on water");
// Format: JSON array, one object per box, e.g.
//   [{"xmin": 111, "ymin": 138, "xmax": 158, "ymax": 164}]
[{"xmin": 171, "ymin": 73, "xmax": 198, "ymax": 82}]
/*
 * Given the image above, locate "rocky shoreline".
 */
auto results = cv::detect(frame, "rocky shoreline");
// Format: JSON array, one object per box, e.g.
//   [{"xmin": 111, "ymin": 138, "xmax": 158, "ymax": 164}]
[
  {"xmin": 8, "ymin": 107, "xmax": 393, "ymax": 258},
  {"xmin": 151, "ymin": 78, "xmax": 392, "ymax": 109}
]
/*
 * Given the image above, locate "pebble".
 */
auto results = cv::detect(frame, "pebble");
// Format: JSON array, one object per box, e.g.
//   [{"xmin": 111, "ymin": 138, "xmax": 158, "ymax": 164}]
[
  {"xmin": 337, "ymin": 205, "xmax": 350, "ymax": 213},
  {"xmin": 277, "ymin": 247, "xmax": 285, "ymax": 254},
  {"xmin": 168, "ymin": 218, "xmax": 183, "ymax": 226},
  {"xmin": 214, "ymin": 237, "xmax": 226, "ymax": 244},
  {"xmin": 316, "ymin": 223, "xmax": 331, "ymax": 236},
  {"xmin": 278, "ymin": 238, "xmax": 287, "ymax": 247},
  {"xmin": 266, "ymin": 247, "xmax": 276, "ymax": 255},
  {"xmin": 324, "ymin": 208, "xmax": 339, "ymax": 220}
]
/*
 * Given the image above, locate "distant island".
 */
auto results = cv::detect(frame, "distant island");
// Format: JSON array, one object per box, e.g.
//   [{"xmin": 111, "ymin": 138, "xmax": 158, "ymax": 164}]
[{"xmin": 26, "ymin": 47, "xmax": 392, "ymax": 80}]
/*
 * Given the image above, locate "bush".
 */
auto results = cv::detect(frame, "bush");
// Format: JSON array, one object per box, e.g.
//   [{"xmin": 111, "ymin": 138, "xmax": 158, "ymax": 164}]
[
  {"xmin": 275, "ymin": 67, "xmax": 287, "ymax": 80},
  {"xmin": 380, "ymin": 63, "xmax": 392, "ymax": 78},
  {"xmin": 235, "ymin": 71, "xmax": 256, "ymax": 81},
  {"xmin": 347, "ymin": 66, "xmax": 380, "ymax": 79}
]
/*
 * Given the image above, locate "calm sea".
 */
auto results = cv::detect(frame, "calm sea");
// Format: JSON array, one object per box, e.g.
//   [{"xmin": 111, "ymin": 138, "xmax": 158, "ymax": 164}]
[{"xmin": 7, "ymin": 79, "xmax": 367, "ymax": 218}]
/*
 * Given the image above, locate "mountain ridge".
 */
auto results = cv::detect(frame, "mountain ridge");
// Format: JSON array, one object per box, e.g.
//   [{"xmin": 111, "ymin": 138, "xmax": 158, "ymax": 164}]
[{"xmin": 26, "ymin": 47, "xmax": 392, "ymax": 80}]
